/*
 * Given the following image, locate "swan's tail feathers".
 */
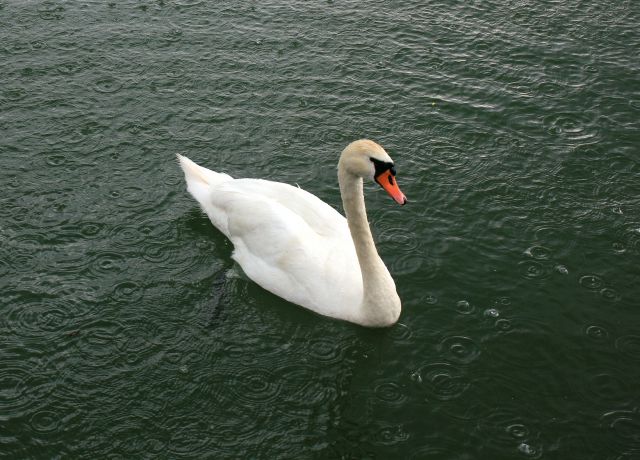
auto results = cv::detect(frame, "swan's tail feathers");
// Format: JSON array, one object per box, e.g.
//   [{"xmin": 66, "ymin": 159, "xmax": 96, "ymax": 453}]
[
  {"xmin": 177, "ymin": 154, "xmax": 233, "ymax": 208},
  {"xmin": 176, "ymin": 154, "xmax": 233, "ymax": 186}
]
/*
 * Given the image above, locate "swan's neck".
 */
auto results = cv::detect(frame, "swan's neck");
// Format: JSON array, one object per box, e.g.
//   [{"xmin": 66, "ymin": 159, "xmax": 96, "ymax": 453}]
[{"xmin": 338, "ymin": 168, "xmax": 401, "ymax": 327}]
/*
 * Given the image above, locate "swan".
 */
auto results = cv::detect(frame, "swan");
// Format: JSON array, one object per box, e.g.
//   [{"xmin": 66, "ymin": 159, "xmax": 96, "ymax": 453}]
[{"xmin": 177, "ymin": 139, "xmax": 407, "ymax": 327}]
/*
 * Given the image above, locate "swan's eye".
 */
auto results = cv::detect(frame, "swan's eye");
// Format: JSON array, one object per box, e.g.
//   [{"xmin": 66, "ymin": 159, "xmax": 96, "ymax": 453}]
[{"xmin": 370, "ymin": 157, "xmax": 395, "ymax": 177}]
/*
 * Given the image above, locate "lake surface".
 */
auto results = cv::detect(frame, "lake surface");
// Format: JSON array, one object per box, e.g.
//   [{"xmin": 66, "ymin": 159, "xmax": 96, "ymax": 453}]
[{"xmin": 2, "ymin": 0, "xmax": 639, "ymax": 458}]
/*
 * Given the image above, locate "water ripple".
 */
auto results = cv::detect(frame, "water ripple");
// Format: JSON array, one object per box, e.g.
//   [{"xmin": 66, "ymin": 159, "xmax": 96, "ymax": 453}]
[
  {"xmin": 533, "ymin": 226, "xmax": 567, "ymax": 247},
  {"xmin": 517, "ymin": 441, "xmax": 543, "ymax": 458},
  {"xmin": 3, "ymin": 41, "xmax": 33, "ymax": 55},
  {"xmin": 410, "ymin": 362, "xmax": 470, "ymax": 401},
  {"xmin": 482, "ymin": 317, "xmax": 566, "ymax": 372},
  {"xmin": 585, "ymin": 325, "xmax": 609, "ymax": 342},
  {"xmin": 615, "ymin": 335, "xmax": 640, "ymax": 361},
  {"xmin": 599, "ymin": 409, "xmax": 640, "ymax": 456},
  {"xmin": 110, "ymin": 185, "xmax": 162, "ymax": 211},
  {"xmin": 227, "ymin": 367, "xmax": 282, "ymax": 405},
  {"xmin": 623, "ymin": 224, "xmax": 640, "ymax": 253},
  {"xmin": 88, "ymin": 251, "xmax": 127, "ymax": 279},
  {"xmin": 555, "ymin": 264, "xmax": 569, "ymax": 275},
  {"xmin": 29, "ymin": 410, "xmax": 60, "ymax": 434},
  {"xmin": 79, "ymin": 221, "xmax": 105, "ymax": 239},
  {"xmin": 0, "ymin": 364, "xmax": 32, "ymax": 416},
  {"xmin": 377, "ymin": 225, "xmax": 420, "ymax": 254},
  {"xmin": 373, "ymin": 424, "xmax": 410, "ymax": 446},
  {"xmin": 407, "ymin": 441, "xmax": 467, "ymax": 460},
  {"xmin": 0, "ymin": 362, "xmax": 55, "ymax": 420},
  {"xmin": 386, "ymin": 322, "xmax": 412, "ymax": 342},
  {"xmin": 543, "ymin": 112, "xmax": 600, "ymax": 145},
  {"xmin": 455, "ymin": 300, "xmax": 475, "ymax": 315},
  {"xmin": 472, "ymin": 406, "xmax": 543, "ymax": 458},
  {"xmin": 281, "ymin": 373, "xmax": 339, "ymax": 409},
  {"xmin": 173, "ymin": 0, "xmax": 204, "ymax": 7},
  {"xmin": 389, "ymin": 252, "xmax": 425, "ymax": 277},
  {"xmin": 524, "ymin": 245, "xmax": 552, "ymax": 260},
  {"xmin": 164, "ymin": 420, "xmax": 214, "ymax": 457},
  {"xmin": 111, "ymin": 281, "xmax": 145, "ymax": 303},
  {"xmin": 494, "ymin": 318, "xmax": 512, "ymax": 331},
  {"xmin": 438, "ymin": 336, "xmax": 481, "ymax": 365},
  {"xmin": 484, "ymin": 308, "xmax": 501, "ymax": 318},
  {"xmin": 109, "ymin": 221, "xmax": 154, "ymax": 248},
  {"xmin": 308, "ymin": 337, "xmax": 342, "ymax": 364},
  {"xmin": 56, "ymin": 60, "xmax": 88, "ymax": 76},
  {"xmin": 37, "ymin": 1, "xmax": 65, "ymax": 20},
  {"xmin": 74, "ymin": 319, "xmax": 126, "ymax": 367},
  {"xmin": 374, "ymin": 381, "xmax": 407, "ymax": 406},
  {"xmin": 93, "ymin": 76, "xmax": 123, "ymax": 94},
  {"xmin": 518, "ymin": 260, "xmax": 551, "ymax": 280},
  {"xmin": 429, "ymin": 136, "xmax": 470, "ymax": 171},
  {"xmin": 600, "ymin": 287, "xmax": 621, "ymax": 302},
  {"xmin": 579, "ymin": 274, "xmax": 604, "ymax": 291},
  {"xmin": 582, "ymin": 370, "xmax": 630, "ymax": 406},
  {"xmin": 49, "ymin": 32, "xmax": 79, "ymax": 52},
  {"xmin": 4, "ymin": 295, "xmax": 84, "ymax": 342},
  {"xmin": 2, "ymin": 87, "xmax": 27, "ymax": 103}
]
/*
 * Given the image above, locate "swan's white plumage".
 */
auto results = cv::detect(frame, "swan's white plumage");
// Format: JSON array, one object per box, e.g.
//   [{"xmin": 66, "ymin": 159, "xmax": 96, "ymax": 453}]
[
  {"xmin": 177, "ymin": 140, "xmax": 404, "ymax": 327},
  {"xmin": 177, "ymin": 154, "xmax": 363, "ymax": 322}
]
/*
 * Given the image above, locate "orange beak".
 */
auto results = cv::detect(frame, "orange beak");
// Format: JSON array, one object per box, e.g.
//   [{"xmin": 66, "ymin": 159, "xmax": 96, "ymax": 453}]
[{"xmin": 375, "ymin": 170, "xmax": 407, "ymax": 205}]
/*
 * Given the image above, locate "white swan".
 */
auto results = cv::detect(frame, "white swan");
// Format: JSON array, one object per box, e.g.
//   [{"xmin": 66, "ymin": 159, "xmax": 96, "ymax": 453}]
[{"xmin": 177, "ymin": 139, "xmax": 407, "ymax": 327}]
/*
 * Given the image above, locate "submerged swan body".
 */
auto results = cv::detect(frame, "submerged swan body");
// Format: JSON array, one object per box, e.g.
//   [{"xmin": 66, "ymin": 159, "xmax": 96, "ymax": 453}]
[{"xmin": 177, "ymin": 139, "xmax": 407, "ymax": 327}]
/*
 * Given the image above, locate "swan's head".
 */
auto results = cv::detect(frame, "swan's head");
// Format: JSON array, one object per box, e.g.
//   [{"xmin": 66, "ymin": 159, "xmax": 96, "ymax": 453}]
[{"xmin": 339, "ymin": 139, "xmax": 407, "ymax": 205}]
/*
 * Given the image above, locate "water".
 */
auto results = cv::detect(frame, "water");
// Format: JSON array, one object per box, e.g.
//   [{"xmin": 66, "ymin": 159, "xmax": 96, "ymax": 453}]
[{"xmin": 1, "ymin": 0, "xmax": 639, "ymax": 458}]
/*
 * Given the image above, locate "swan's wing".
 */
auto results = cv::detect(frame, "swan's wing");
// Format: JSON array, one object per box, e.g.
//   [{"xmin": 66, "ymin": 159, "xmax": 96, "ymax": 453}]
[
  {"xmin": 225, "ymin": 179, "xmax": 348, "ymax": 238},
  {"xmin": 209, "ymin": 180, "xmax": 363, "ymax": 320},
  {"xmin": 178, "ymin": 154, "xmax": 345, "ymax": 240}
]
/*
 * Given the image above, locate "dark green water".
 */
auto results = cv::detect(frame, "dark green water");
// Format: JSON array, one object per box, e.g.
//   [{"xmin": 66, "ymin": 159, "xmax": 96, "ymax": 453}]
[{"xmin": 2, "ymin": 0, "xmax": 639, "ymax": 458}]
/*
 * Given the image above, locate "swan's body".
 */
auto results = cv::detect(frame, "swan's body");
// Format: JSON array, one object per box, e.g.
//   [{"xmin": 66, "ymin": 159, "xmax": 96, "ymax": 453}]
[{"xmin": 177, "ymin": 139, "xmax": 407, "ymax": 327}]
